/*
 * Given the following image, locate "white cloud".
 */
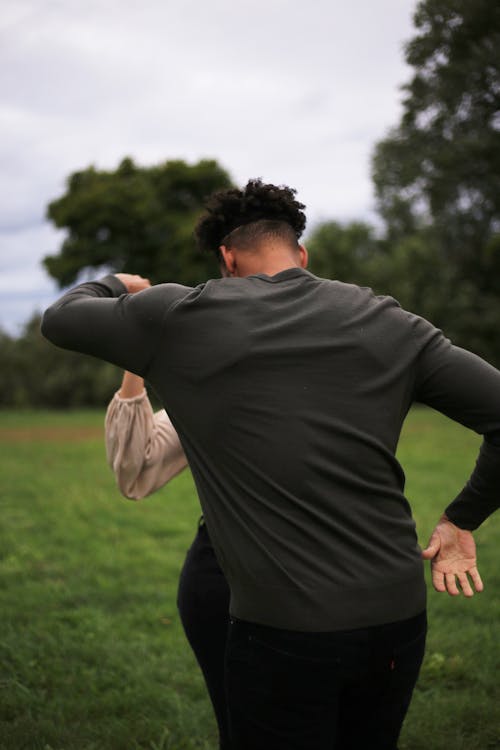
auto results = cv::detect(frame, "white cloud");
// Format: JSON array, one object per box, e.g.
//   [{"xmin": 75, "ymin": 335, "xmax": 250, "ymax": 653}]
[{"xmin": 0, "ymin": 0, "xmax": 416, "ymax": 331}]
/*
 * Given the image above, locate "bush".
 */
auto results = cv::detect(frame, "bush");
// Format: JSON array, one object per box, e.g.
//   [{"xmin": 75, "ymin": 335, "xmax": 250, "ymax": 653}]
[{"xmin": 0, "ymin": 314, "xmax": 121, "ymax": 408}]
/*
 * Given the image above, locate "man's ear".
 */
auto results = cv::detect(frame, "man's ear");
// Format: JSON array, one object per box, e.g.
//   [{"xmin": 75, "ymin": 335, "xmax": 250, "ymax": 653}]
[
  {"xmin": 299, "ymin": 244, "xmax": 308, "ymax": 269},
  {"xmin": 219, "ymin": 245, "xmax": 237, "ymax": 276}
]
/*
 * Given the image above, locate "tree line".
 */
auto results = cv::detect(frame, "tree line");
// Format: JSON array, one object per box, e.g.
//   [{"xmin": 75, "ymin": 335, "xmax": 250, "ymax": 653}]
[{"xmin": 2, "ymin": 0, "xmax": 499, "ymax": 407}]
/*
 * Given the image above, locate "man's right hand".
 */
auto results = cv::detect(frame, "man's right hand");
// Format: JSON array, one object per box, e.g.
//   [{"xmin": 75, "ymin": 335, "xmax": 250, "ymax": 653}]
[{"xmin": 114, "ymin": 273, "xmax": 151, "ymax": 294}]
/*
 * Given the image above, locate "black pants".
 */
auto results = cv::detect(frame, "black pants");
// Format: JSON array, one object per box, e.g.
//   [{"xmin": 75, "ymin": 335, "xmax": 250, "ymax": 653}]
[
  {"xmin": 178, "ymin": 522, "xmax": 426, "ymax": 750},
  {"xmin": 177, "ymin": 520, "xmax": 231, "ymax": 749},
  {"xmin": 225, "ymin": 612, "xmax": 427, "ymax": 750}
]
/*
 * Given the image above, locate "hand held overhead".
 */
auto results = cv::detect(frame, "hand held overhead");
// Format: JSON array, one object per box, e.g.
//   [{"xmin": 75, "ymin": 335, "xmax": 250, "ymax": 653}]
[{"xmin": 114, "ymin": 273, "xmax": 151, "ymax": 293}]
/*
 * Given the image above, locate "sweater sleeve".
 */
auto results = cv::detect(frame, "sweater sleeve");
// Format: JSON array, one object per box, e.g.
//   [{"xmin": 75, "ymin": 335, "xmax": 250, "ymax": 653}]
[
  {"xmin": 411, "ymin": 315, "xmax": 500, "ymax": 529},
  {"xmin": 41, "ymin": 275, "xmax": 191, "ymax": 377},
  {"xmin": 105, "ymin": 389, "xmax": 188, "ymax": 500}
]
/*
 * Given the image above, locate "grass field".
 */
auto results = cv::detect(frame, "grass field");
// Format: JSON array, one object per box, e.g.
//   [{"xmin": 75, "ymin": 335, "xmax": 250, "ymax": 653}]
[{"xmin": 0, "ymin": 407, "xmax": 499, "ymax": 750}]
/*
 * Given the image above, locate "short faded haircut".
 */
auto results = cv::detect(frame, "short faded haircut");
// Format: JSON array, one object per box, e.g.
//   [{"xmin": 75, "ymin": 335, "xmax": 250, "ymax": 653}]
[{"xmin": 195, "ymin": 178, "xmax": 307, "ymax": 260}]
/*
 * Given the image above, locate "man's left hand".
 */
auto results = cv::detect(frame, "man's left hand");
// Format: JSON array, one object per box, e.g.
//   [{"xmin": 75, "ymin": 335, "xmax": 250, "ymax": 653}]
[{"xmin": 422, "ymin": 515, "xmax": 483, "ymax": 597}]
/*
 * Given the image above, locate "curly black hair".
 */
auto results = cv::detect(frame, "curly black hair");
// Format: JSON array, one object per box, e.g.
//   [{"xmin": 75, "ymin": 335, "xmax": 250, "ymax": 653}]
[{"xmin": 195, "ymin": 178, "xmax": 307, "ymax": 258}]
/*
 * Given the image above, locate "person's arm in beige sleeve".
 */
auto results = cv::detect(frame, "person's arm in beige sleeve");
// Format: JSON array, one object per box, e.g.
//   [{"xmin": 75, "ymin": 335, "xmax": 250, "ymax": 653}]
[{"xmin": 105, "ymin": 371, "xmax": 188, "ymax": 500}]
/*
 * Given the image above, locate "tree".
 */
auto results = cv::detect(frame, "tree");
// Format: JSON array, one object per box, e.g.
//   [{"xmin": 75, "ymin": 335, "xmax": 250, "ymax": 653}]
[
  {"xmin": 307, "ymin": 221, "xmax": 384, "ymax": 288},
  {"xmin": 44, "ymin": 158, "xmax": 234, "ymax": 287},
  {"xmin": 373, "ymin": 0, "xmax": 500, "ymax": 290},
  {"xmin": 370, "ymin": 0, "xmax": 500, "ymax": 364}
]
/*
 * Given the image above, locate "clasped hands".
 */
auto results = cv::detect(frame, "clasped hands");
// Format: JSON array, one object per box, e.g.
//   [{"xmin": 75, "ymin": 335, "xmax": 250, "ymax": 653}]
[
  {"xmin": 115, "ymin": 273, "xmax": 151, "ymax": 294},
  {"xmin": 422, "ymin": 515, "xmax": 483, "ymax": 597}
]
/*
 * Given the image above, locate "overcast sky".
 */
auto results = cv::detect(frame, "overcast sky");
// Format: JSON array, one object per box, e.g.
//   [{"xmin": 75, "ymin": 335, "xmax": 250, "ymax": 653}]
[{"xmin": 0, "ymin": 0, "xmax": 417, "ymax": 334}]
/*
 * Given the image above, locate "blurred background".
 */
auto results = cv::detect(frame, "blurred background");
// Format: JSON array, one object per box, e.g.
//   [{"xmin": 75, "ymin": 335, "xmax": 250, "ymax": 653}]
[{"xmin": 2, "ymin": 0, "xmax": 498, "ymax": 407}]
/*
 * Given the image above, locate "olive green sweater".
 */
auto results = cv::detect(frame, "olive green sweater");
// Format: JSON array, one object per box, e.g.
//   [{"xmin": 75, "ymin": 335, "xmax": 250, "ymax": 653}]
[{"xmin": 42, "ymin": 269, "xmax": 500, "ymax": 631}]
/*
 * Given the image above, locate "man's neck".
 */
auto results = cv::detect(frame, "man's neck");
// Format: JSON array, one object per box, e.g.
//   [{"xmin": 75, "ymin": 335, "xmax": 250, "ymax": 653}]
[
  {"xmin": 220, "ymin": 241, "xmax": 307, "ymax": 278},
  {"xmin": 235, "ymin": 247, "xmax": 303, "ymax": 278}
]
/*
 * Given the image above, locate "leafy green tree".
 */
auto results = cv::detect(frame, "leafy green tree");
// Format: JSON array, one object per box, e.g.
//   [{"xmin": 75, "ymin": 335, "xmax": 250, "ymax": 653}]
[
  {"xmin": 373, "ymin": 0, "xmax": 500, "ymax": 287},
  {"xmin": 44, "ymin": 158, "xmax": 234, "ymax": 287},
  {"xmin": 371, "ymin": 0, "xmax": 500, "ymax": 364},
  {"xmin": 307, "ymin": 221, "xmax": 383, "ymax": 288}
]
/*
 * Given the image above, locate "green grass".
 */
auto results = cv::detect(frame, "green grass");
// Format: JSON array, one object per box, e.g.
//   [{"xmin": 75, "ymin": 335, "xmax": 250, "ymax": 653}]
[{"xmin": 0, "ymin": 407, "xmax": 499, "ymax": 750}]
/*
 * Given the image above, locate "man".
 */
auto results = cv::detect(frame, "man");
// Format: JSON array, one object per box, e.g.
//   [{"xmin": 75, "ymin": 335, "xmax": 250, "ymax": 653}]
[{"xmin": 42, "ymin": 179, "xmax": 499, "ymax": 749}]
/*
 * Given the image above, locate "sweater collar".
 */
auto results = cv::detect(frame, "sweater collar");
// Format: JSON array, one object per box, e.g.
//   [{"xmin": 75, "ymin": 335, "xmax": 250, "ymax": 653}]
[{"xmin": 251, "ymin": 267, "xmax": 312, "ymax": 283}]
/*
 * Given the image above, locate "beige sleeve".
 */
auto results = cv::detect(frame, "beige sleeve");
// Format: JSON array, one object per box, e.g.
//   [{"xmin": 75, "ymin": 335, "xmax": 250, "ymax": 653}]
[{"xmin": 105, "ymin": 389, "xmax": 188, "ymax": 500}]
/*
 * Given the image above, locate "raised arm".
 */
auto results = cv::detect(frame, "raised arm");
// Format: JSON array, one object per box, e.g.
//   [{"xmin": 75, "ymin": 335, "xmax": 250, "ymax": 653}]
[
  {"xmin": 105, "ymin": 371, "xmax": 188, "ymax": 500},
  {"xmin": 41, "ymin": 273, "xmax": 191, "ymax": 376}
]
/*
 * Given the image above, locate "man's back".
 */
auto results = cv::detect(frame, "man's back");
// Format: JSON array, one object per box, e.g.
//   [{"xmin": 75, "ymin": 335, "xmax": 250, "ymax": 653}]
[
  {"xmin": 41, "ymin": 264, "xmax": 500, "ymax": 630},
  {"xmin": 146, "ymin": 268, "xmax": 440, "ymax": 630}
]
